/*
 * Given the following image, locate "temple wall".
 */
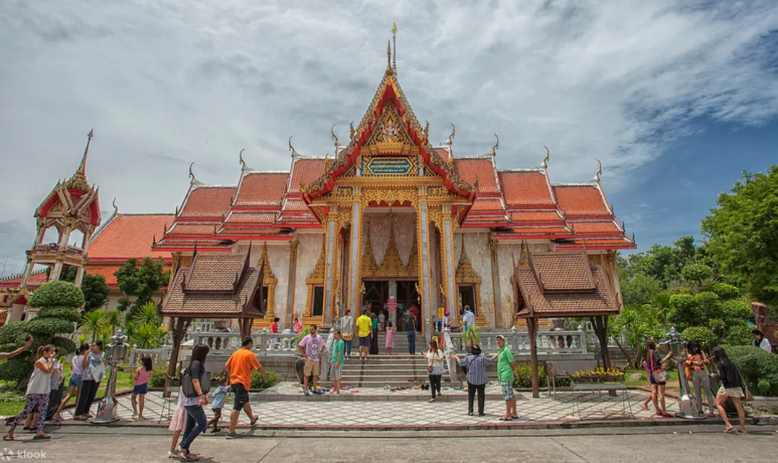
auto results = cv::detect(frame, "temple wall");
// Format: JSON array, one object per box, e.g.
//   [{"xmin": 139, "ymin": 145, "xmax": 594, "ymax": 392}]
[
  {"xmin": 453, "ymin": 231, "xmax": 495, "ymax": 327},
  {"xmin": 293, "ymin": 233, "xmax": 324, "ymax": 319},
  {"xmin": 364, "ymin": 212, "xmax": 415, "ymax": 265},
  {"xmin": 266, "ymin": 243, "xmax": 290, "ymax": 327},
  {"xmin": 496, "ymin": 241, "xmax": 552, "ymax": 328}
]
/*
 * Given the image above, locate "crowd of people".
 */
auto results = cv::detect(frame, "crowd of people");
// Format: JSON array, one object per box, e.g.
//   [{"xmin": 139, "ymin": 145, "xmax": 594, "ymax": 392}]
[{"xmin": 1, "ymin": 320, "xmax": 771, "ymax": 458}]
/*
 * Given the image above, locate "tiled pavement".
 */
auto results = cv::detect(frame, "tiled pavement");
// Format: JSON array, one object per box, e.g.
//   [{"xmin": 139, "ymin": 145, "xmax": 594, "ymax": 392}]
[{"xmin": 56, "ymin": 384, "xmax": 680, "ymax": 428}]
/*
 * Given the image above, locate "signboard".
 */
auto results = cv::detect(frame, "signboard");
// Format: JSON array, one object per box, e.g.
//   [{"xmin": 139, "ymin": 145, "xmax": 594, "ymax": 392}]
[
  {"xmin": 387, "ymin": 298, "xmax": 397, "ymax": 312},
  {"xmin": 438, "ymin": 307, "xmax": 445, "ymax": 318},
  {"xmin": 366, "ymin": 157, "xmax": 413, "ymax": 175}
]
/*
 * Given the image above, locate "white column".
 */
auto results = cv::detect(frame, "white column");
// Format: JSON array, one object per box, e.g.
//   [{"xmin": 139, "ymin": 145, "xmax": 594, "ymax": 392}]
[
  {"xmin": 75, "ymin": 267, "xmax": 85, "ymax": 287},
  {"xmin": 7, "ymin": 303, "xmax": 26, "ymax": 323},
  {"xmin": 51, "ymin": 262, "xmax": 64, "ymax": 281},
  {"xmin": 419, "ymin": 200, "xmax": 432, "ymax": 338},
  {"xmin": 443, "ymin": 218, "xmax": 457, "ymax": 321},
  {"xmin": 388, "ymin": 279, "xmax": 397, "ymax": 329},
  {"xmin": 323, "ymin": 207, "xmax": 338, "ymax": 325},
  {"xmin": 347, "ymin": 200, "xmax": 362, "ymax": 316}
]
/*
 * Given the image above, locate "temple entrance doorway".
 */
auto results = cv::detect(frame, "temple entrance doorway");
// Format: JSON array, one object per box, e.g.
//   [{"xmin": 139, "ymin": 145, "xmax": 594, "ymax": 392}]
[{"xmin": 362, "ymin": 279, "xmax": 419, "ymax": 332}]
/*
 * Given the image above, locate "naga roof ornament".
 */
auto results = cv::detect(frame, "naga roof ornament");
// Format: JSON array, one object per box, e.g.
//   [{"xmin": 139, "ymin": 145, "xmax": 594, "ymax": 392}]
[
  {"xmin": 542, "ymin": 146, "xmax": 550, "ymax": 168},
  {"xmin": 490, "ymin": 134, "xmax": 499, "ymax": 157},
  {"xmin": 594, "ymin": 159, "xmax": 603, "ymax": 181},
  {"xmin": 288, "ymin": 136, "xmax": 297, "ymax": 158}
]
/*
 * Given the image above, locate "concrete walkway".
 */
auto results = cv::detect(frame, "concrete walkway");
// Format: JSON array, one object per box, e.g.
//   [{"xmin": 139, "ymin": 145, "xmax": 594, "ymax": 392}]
[
  {"xmin": 49, "ymin": 386, "xmax": 680, "ymax": 429},
  {"xmin": 0, "ymin": 425, "xmax": 774, "ymax": 463}
]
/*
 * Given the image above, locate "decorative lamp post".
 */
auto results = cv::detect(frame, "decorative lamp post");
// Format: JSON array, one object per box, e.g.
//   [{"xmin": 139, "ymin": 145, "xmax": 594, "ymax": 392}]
[
  {"xmin": 664, "ymin": 326, "xmax": 702, "ymax": 419},
  {"xmin": 92, "ymin": 329, "xmax": 130, "ymax": 424}
]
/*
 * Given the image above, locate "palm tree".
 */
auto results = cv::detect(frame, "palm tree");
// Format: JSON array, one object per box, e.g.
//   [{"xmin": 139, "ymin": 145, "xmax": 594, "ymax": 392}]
[
  {"xmin": 132, "ymin": 302, "xmax": 162, "ymax": 326},
  {"xmin": 105, "ymin": 310, "xmax": 124, "ymax": 336},
  {"xmin": 132, "ymin": 323, "xmax": 168, "ymax": 349},
  {"xmin": 81, "ymin": 309, "xmax": 108, "ymax": 343},
  {"xmin": 652, "ymin": 293, "xmax": 672, "ymax": 325}
]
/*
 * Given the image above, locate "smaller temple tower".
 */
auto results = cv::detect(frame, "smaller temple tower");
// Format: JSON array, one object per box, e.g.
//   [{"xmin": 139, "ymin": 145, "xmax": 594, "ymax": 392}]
[{"xmin": 8, "ymin": 130, "xmax": 101, "ymax": 322}]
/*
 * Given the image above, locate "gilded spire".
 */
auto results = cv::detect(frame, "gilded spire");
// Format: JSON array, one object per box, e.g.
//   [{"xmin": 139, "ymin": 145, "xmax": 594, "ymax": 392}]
[
  {"xmin": 447, "ymin": 123, "xmax": 456, "ymax": 166},
  {"xmin": 386, "ymin": 40, "xmax": 393, "ymax": 75},
  {"xmin": 392, "ymin": 22, "xmax": 397, "ymax": 76},
  {"xmin": 67, "ymin": 129, "xmax": 93, "ymax": 190}
]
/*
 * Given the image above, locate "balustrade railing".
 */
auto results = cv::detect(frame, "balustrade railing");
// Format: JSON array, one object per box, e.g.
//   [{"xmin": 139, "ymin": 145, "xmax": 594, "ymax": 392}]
[
  {"xmin": 447, "ymin": 329, "xmax": 588, "ymax": 355},
  {"xmin": 190, "ymin": 331, "xmax": 300, "ymax": 356},
  {"xmin": 128, "ymin": 346, "xmax": 172, "ymax": 368}
]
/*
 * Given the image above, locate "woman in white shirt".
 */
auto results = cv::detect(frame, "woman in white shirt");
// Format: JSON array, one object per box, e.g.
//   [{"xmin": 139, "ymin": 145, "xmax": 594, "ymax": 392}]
[
  {"xmin": 752, "ymin": 330, "xmax": 773, "ymax": 353},
  {"xmin": 5, "ymin": 345, "xmax": 56, "ymax": 440},
  {"xmin": 423, "ymin": 340, "xmax": 445, "ymax": 402}
]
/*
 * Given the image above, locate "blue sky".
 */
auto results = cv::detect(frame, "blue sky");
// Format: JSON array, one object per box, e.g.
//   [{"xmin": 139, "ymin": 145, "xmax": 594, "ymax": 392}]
[
  {"xmin": 617, "ymin": 118, "xmax": 778, "ymax": 253},
  {"xmin": 1, "ymin": 1, "xmax": 778, "ymax": 275}
]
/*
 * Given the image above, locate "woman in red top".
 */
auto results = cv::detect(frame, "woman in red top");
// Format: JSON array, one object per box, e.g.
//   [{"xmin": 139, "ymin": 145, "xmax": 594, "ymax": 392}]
[
  {"xmin": 684, "ymin": 340, "xmax": 715, "ymax": 417},
  {"xmin": 270, "ymin": 317, "xmax": 279, "ymax": 334}
]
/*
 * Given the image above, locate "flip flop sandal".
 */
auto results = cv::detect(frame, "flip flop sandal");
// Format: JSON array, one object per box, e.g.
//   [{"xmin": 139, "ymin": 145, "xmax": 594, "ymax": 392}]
[
  {"xmin": 3, "ymin": 436, "xmax": 13, "ymax": 441},
  {"xmin": 498, "ymin": 416, "xmax": 512, "ymax": 421},
  {"xmin": 724, "ymin": 427, "xmax": 736, "ymax": 434},
  {"xmin": 226, "ymin": 433, "xmax": 241, "ymax": 439},
  {"xmin": 250, "ymin": 417, "xmax": 259, "ymax": 427},
  {"xmin": 32, "ymin": 435, "xmax": 51, "ymax": 440},
  {"xmin": 511, "ymin": 415, "xmax": 519, "ymax": 419}
]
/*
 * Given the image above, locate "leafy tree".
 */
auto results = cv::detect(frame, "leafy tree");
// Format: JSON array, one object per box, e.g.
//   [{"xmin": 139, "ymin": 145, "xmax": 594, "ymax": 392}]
[
  {"xmin": 114, "ymin": 257, "xmax": 170, "ymax": 319},
  {"xmin": 620, "ymin": 273, "xmax": 663, "ymax": 307},
  {"xmin": 681, "ymin": 326, "xmax": 718, "ymax": 351},
  {"xmin": 0, "ymin": 281, "xmax": 81, "ymax": 387},
  {"xmin": 125, "ymin": 301, "xmax": 166, "ymax": 349},
  {"xmin": 611, "ymin": 304, "xmax": 667, "ymax": 368},
  {"xmin": 105, "ymin": 310, "xmax": 124, "ymax": 335},
  {"xmin": 681, "ymin": 263, "xmax": 713, "ymax": 288},
  {"xmin": 81, "ymin": 274, "xmax": 110, "ymax": 312},
  {"xmin": 702, "ymin": 166, "xmax": 778, "ymax": 307}
]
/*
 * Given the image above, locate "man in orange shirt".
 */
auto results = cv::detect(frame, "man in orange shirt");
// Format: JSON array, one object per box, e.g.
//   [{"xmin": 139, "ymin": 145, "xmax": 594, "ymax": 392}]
[{"xmin": 225, "ymin": 336, "xmax": 268, "ymax": 438}]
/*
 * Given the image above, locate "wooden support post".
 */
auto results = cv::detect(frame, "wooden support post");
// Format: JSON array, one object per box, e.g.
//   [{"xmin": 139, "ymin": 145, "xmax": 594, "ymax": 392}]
[
  {"xmin": 240, "ymin": 318, "xmax": 254, "ymax": 339},
  {"xmin": 164, "ymin": 317, "xmax": 191, "ymax": 398},
  {"xmin": 528, "ymin": 317, "xmax": 540, "ymax": 399},
  {"xmin": 590, "ymin": 315, "xmax": 612, "ymax": 369}
]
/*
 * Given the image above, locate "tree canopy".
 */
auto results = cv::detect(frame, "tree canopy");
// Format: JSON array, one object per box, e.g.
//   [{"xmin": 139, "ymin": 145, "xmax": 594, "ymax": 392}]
[
  {"xmin": 114, "ymin": 257, "xmax": 170, "ymax": 319},
  {"xmin": 702, "ymin": 166, "xmax": 778, "ymax": 307}
]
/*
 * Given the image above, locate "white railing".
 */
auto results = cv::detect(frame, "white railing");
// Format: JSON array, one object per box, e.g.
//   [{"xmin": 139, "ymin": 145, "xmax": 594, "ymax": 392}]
[
  {"xmin": 447, "ymin": 329, "xmax": 588, "ymax": 355},
  {"xmin": 127, "ymin": 346, "xmax": 172, "ymax": 368},
  {"xmin": 190, "ymin": 332, "xmax": 301, "ymax": 356}
]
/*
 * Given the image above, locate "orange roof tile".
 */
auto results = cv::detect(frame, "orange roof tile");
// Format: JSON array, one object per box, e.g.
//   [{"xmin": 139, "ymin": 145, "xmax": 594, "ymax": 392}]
[
  {"xmin": 179, "ymin": 186, "xmax": 236, "ymax": 218},
  {"xmin": 88, "ymin": 214, "xmax": 174, "ymax": 261},
  {"xmin": 509, "ymin": 211, "xmax": 563, "ymax": 223},
  {"xmin": 290, "ymin": 158, "xmax": 325, "ymax": 193},
  {"xmin": 470, "ymin": 198, "xmax": 504, "ymax": 212},
  {"xmin": 235, "ymin": 172, "xmax": 289, "ymax": 206},
  {"xmin": 432, "ymin": 148, "xmax": 450, "ymax": 163},
  {"xmin": 571, "ymin": 221, "xmax": 620, "ymax": 234},
  {"xmin": 455, "ymin": 159, "xmax": 498, "ymax": 194},
  {"xmin": 553, "ymin": 185, "xmax": 610, "ymax": 216},
  {"xmin": 224, "ymin": 212, "xmax": 277, "ymax": 225},
  {"xmin": 515, "ymin": 265, "xmax": 618, "ymax": 318},
  {"xmin": 499, "ymin": 171, "xmax": 555, "ymax": 207},
  {"xmin": 186, "ymin": 253, "xmax": 248, "ymax": 291},
  {"xmin": 558, "ymin": 239, "xmax": 636, "ymax": 248},
  {"xmin": 495, "ymin": 227, "xmax": 571, "ymax": 236},
  {"xmin": 166, "ymin": 224, "xmax": 218, "ymax": 236},
  {"xmin": 282, "ymin": 199, "xmax": 312, "ymax": 212},
  {"xmin": 0, "ymin": 271, "xmax": 48, "ymax": 287}
]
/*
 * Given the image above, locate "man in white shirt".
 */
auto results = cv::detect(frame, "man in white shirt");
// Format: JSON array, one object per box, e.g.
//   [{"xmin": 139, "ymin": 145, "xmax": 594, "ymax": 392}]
[
  {"xmin": 752, "ymin": 329, "xmax": 773, "ymax": 353},
  {"xmin": 462, "ymin": 306, "xmax": 475, "ymax": 331}
]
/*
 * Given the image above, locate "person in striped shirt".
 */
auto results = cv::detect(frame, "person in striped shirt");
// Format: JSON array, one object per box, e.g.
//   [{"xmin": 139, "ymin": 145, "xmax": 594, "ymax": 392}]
[{"xmin": 451, "ymin": 344, "xmax": 492, "ymax": 416}]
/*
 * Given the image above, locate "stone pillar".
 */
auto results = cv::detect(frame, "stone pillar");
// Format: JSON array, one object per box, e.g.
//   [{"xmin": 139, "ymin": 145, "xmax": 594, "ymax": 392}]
[
  {"xmin": 285, "ymin": 240, "xmax": 298, "ymax": 328},
  {"xmin": 441, "ymin": 207, "xmax": 457, "ymax": 325},
  {"xmin": 51, "ymin": 262, "xmax": 64, "ymax": 281},
  {"xmin": 347, "ymin": 193, "xmax": 363, "ymax": 317},
  {"xmin": 388, "ymin": 279, "xmax": 397, "ymax": 329},
  {"xmin": 7, "ymin": 302, "xmax": 26, "ymax": 323},
  {"xmin": 75, "ymin": 267, "xmax": 85, "ymax": 287},
  {"xmin": 490, "ymin": 237, "xmax": 502, "ymax": 328},
  {"xmin": 25, "ymin": 308, "xmax": 40, "ymax": 321},
  {"xmin": 418, "ymin": 195, "xmax": 432, "ymax": 339},
  {"xmin": 323, "ymin": 207, "xmax": 339, "ymax": 326}
]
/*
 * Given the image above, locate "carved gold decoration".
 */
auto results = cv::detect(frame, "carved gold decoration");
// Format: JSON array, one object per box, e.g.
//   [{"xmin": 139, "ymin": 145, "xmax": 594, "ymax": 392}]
[
  {"xmin": 253, "ymin": 242, "xmax": 278, "ymax": 327},
  {"xmin": 456, "ymin": 238, "xmax": 486, "ymax": 328},
  {"xmin": 365, "ymin": 105, "xmax": 415, "ymax": 156},
  {"xmin": 304, "ymin": 236, "xmax": 327, "ymax": 318},
  {"xmin": 361, "ymin": 187, "xmax": 417, "ymax": 207},
  {"xmin": 361, "ymin": 224, "xmax": 379, "ymax": 275},
  {"xmin": 361, "ymin": 219, "xmax": 416, "ymax": 278},
  {"xmin": 519, "ymin": 241, "xmax": 529, "ymax": 267}
]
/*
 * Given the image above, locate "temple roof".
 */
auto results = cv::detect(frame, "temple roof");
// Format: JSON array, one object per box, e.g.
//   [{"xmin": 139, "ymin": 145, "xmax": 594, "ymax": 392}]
[
  {"xmin": 88, "ymin": 213, "xmax": 174, "ymax": 262},
  {"xmin": 515, "ymin": 251, "xmax": 619, "ymax": 318},
  {"xmin": 161, "ymin": 251, "xmax": 264, "ymax": 318}
]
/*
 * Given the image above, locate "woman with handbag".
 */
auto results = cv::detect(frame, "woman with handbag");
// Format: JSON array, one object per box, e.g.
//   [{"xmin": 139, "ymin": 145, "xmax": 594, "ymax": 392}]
[
  {"xmin": 684, "ymin": 340, "xmax": 716, "ymax": 417},
  {"xmin": 710, "ymin": 347, "xmax": 747, "ymax": 434},
  {"xmin": 177, "ymin": 344, "xmax": 210, "ymax": 462},
  {"xmin": 423, "ymin": 340, "xmax": 444, "ymax": 402},
  {"xmin": 646, "ymin": 340, "xmax": 673, "ymax": 418}
]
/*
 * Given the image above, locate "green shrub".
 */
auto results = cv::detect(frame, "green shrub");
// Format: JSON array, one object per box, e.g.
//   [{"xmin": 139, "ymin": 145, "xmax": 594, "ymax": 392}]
[
  {"xmin": 251, "ymin": 369, "xmax": 278, "ymax": 389},
  {"xmin": 28, "ymin": 280, "xmax": 85, "ymax": 308},
  {"xmin": 26, "ymin": 318, "xmax": 76, "ymax": 336},
  {"xmin": 681, "ymin": 326, "xmax": 718, "ymax": 350},
  {"xmin": 149, "ymin": 366, "xmax": 179, "ymax": 388},
  {"xmin": 513, "ymin": 363, "xmax": 547, "ymax": 389},
  {"xmin": 708, "ymin": 283, "xmax": 739, "ymax": 300},
  {"xmin": 724, "ymin": 345, "xmax": 778, "ymax": 397},
  {"xmin": 724, "ymin": 324, "xmax": 754, "ymax": 346},
  {"xmin": 37, "ymin": 306, "xmax": 82, "ymax": 323}
]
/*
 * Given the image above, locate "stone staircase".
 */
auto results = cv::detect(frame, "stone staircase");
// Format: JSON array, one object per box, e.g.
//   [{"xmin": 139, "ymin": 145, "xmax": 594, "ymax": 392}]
[{"xmin": 337, "ymin": 331, "xmax": 446, "ymax": 387}]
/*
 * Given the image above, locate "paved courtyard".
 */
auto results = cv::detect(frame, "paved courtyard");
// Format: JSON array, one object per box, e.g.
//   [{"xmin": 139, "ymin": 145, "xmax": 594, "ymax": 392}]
[{"xmin": 53, "ymin": 384, "xmax": 678, "ymax": 428}]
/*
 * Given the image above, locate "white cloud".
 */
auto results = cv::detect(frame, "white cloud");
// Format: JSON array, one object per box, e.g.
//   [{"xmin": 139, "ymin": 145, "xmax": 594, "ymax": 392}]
[{"xmin": 1, "ymin": 0, "xmax": 777, "ymax": 269}]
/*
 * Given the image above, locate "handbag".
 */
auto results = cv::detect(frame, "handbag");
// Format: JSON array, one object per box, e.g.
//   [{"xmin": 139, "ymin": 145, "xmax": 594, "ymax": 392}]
[
  {"xmin": 343, "ymin": 334, "xmax": 352, "ymax": 341},
  {"xmin": 733, "ymin": 364, "xmax": 753, "ymax": 401},
  {"xmin": 181, "ymin": 367, "xmax": 212, "ymax": 398},
  {"xmin": 650, "ymin": 352, "xmax": 669, "ymax": 382}
]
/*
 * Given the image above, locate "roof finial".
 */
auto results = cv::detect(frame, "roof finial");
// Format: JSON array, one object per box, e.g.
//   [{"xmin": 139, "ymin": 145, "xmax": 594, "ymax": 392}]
[
  {"xmin": 490, "ymin": 134, "xmax": 499, "ymax": 157},
  {"xmin": 78, "ymin": 129, "xmax": 94, "ymax": 175},
  {"xmin": 392, "ymin": 22, "xmax": 397, "ymax": 76},
  {"xmin": 542, "ymin": 146, "xmax": 550, "ymax": 168},
  {"xmin": 288, "ymin": 136, "xmax": 296, "ymax": 158},
  {"xmin": 423, "ymin": 121, "xmax": 429, "ymax": 141},
  {"xmin": 447, "ymin": 123, "xmax": 456, "ymax": 165},
  {"xmin": 386, "ymin": 40, "xmax": 393, "ymax": 75},
  {"xmin": 111, "ymin": 197, "xmax": 118, "ymax": 216},
  {"xmin": 239, "ymin": 149, "xmax": 246, "ymax": 170},
  {"xmin": 331, "ymin": 124, "xmax": 339, "ymax": 156},
  {"xmin": 595, "ymin": 159, "xmax": 603, "ymax": 181},
  {"xmin": 189, "ymin": 162, "xmax": 197, "ymax": 183}
]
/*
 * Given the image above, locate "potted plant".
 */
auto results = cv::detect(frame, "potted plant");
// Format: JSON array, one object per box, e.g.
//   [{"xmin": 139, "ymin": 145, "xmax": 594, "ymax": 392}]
[{"xmin": 461, "ymin": 324, "xmax": 481, "ymax": 349}]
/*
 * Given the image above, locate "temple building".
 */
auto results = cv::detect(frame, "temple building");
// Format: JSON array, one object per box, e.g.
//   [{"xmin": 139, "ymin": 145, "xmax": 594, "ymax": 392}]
[{"xmin": 2, "ymin": 43, "xmax": 635, "ymax": 333}]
